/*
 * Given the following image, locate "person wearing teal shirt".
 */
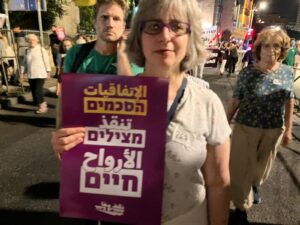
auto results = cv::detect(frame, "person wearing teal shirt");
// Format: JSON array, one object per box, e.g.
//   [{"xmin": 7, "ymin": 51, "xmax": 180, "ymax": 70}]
[
  {"xmin": 282, "ymin": 38, "xmax": 296, "ymax": 66},
  {"xmin": 55, "ymin": 0, "xmax": 143, "ymax": 126},
  {"xmin": 61, "ymin": 0, "xmax": 143, "ymax": 77},
  {"xmin": 63, "ymin": 43, "xmax": 143, "ymax": 75}
]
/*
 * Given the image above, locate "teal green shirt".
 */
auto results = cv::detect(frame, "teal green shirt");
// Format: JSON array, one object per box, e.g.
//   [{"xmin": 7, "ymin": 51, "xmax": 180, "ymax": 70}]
[
  {"xmin": 282, "ymin": 47, "xmax": 297, "ymax": 66},
  {"xmin": 64, "ymin": 44, "xmax": 143, "ymax": 75}
]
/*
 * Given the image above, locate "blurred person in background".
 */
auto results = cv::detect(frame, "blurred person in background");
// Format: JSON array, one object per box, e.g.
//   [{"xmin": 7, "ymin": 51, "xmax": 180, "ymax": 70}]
[
  {"xmin": 56, "ymin": 37, "xmax": 74, "ymax": 96},
  {"xmin": 219, "ymin": 41, "xmax": 229, "ymax": 76},
  {"xmin": 49, "ymin": 25, "xmax": 61, "ymax": 78},
  {"xmin": 293, "ymin": 40, "xmax": 300, "ymax": 77},
  {"xmin": 21, "ymin": 34, "xmax": 51, "ymax": 114},
  {"xmin": 282, "ymin": 38, "xmax": 296, "ymax": 67},
  {"xmin": 227, "ymin": 41, "xmax": 238, "ymax": 77}
]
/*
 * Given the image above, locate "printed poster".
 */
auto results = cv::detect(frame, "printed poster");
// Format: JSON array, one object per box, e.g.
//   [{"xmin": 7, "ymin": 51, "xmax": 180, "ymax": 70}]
[{"xmin": 60, "ymin": 74, "xmax": 169, "ymax": 225}]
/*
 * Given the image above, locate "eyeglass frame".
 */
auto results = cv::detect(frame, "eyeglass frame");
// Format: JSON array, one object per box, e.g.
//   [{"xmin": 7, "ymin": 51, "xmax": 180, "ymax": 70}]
[
  {"xmin": 140, "ymin": 19, "xmax": 191, "ymax": 36},
  {"xmin": 261, "ymin": 43, "xmax": 282, "ymax": 51}
]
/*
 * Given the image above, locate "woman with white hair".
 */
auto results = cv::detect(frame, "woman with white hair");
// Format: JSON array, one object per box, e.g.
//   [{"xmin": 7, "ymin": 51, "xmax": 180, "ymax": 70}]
[{"xmin": 21, "ymin": 33, "xmax": 51, "ymax": 114}]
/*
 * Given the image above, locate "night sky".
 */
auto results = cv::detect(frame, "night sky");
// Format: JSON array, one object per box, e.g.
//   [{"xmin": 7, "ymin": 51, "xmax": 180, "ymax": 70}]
[{"xmin": 266, "ymin": 0, "xmax": 299, "ymax": 22}]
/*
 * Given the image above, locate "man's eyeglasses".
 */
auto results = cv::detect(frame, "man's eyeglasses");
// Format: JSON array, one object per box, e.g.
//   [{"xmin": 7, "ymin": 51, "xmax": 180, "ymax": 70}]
[{"xmin": 141, "ymin": 20, "xmax": 191, "ymax": 36}]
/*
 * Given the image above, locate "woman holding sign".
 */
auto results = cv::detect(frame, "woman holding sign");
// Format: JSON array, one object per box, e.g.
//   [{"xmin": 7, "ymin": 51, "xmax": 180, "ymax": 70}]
[
  {"xmin": 127, "ymin": 0, "xmax": 231, "ymax": 224},
  {"xmin": 52, "ymin": 0, "xmax": 231, "ymax": 224}
]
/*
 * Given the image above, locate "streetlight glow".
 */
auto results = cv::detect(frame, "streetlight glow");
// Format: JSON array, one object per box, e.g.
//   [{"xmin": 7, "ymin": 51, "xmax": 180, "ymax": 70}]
[
  {"xmin": 250, "ymin": 1, "xmax": 268, "ymax": 28},
  {"xmin": 258, "ymin": 2, "xmax": 268, "ymax": 11}
]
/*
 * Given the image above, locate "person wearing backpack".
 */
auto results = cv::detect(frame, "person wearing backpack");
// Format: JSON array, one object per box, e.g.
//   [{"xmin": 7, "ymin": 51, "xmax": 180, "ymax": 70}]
[
  {"xmin": 54, "ymin": 0, "xmax": 142, "ymax": 127},
  {"xmin": 62, "ymin": 0, "xmax": 140, "ymax": 76}
]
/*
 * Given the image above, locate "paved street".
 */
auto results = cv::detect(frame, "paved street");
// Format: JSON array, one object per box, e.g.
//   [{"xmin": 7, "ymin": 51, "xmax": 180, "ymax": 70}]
[{"xmin": 0, "ymin": 70, "xmax": 299, "ymax": 225}]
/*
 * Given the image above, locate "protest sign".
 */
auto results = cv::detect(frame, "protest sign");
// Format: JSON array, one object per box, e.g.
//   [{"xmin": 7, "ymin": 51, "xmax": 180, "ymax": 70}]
[{"xmin": 60, "ymin": 74, "xmax": 168, "ymax": 225}]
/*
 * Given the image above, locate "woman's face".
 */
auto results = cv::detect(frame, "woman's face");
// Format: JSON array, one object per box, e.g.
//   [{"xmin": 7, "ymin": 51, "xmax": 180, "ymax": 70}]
[
  {"xmin": 141, "ymin": 11, "xmax": 190, "ymax": 72},
  {"xmin": 27, "ymin": 36, "xmax": 38, "ymax": 48},
  {"xmin": 260, "ymin": 39, "xmax": 282, "ymax": 64}
]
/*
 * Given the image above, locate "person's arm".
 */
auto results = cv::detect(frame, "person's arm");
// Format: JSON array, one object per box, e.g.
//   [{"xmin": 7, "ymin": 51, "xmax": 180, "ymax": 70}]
[
  {"xmin": 227, "ymin": 98, "xmax": 240, "ymax": 122},
  {"xmin": 282, "ymin": 98, "xmax": 294, "ymax": 146},
  {"xmin": 203, "ymin": 138, "xmax": 230, "ymax": 225},
  {"xmin": 42, "ymin": 47, "xmax": 51, "ymax": 77},
  {"xmin": 117, "ymin": 35, "xmax": 133, "ymax": 76}
]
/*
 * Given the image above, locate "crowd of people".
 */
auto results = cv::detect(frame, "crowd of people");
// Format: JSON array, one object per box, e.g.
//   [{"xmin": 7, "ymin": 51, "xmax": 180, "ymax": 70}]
[
  {"xmin": 216, "ymin": 40, "xmax": 254, "ymax": 77},
  {"xmin": 0, "ymin": 0, "xmax": 297, "ymax": 224}
]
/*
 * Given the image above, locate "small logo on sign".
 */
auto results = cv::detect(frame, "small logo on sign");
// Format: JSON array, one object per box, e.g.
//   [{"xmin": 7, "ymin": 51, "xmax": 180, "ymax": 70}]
[{"xmin": 95, "ymin": 202, "xmax": 125, "ymax": 216}]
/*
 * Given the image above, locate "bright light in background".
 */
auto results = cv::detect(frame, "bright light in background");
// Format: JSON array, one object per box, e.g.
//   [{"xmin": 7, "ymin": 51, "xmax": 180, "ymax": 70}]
[
  {"xmin": 202, "ymin": 22, "xmax": 212, "ymax": 29},
  {"xmin": 258, "ymin": 2, "xmax": 268, "ymax": 10}
]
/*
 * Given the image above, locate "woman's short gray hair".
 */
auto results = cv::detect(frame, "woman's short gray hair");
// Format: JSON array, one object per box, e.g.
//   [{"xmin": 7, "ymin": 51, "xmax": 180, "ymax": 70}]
[
  {"xmin": 253, "ymin": 26, "xmax": 290, "ymax": 62},
  {"xmin": 26, "ymin": 33, "xmax": 39, "ymax": 42},
  {"xmin": 126, "ymin": 0, "xmax": 207, "ymax": 72}
]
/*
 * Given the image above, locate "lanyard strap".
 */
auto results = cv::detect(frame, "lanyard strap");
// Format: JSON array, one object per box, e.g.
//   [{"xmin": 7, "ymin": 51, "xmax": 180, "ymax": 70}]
[{"xmin": 167, "ymin": 77, "xmax": 187, "ymax": 125}]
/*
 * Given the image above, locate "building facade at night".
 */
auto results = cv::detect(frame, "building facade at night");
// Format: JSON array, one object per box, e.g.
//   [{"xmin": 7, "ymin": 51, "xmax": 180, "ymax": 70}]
[
  {"xmin": 295, "ymin": 1, "xmax": 300, "ymax": 32},
  {"xmin": 197, "ymin": 0, "xmax": 254, "ymax": 33}
]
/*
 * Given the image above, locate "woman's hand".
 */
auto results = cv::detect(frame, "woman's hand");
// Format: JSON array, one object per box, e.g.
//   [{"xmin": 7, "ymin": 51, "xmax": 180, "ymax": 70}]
[
  {"xmin": 56, "ymin": 82, "xmax": 61, "ymax": 96},
  {"xmin": 281, "ymin": 129, "xmax": 292, "ymax": 146},
  {"xmin": 51, "ymin": 127, "xmax": 85, "ymax": 157}
]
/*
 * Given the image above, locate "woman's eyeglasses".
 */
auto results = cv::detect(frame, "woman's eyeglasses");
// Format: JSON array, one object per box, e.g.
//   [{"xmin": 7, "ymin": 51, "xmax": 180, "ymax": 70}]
[
  {"xmin": 262, "ymin": 43, "xmax": 281, "ymax": 50},
  {"xmin": 142, "ymin": 20, "xmax": 191, "ymax": 36}
]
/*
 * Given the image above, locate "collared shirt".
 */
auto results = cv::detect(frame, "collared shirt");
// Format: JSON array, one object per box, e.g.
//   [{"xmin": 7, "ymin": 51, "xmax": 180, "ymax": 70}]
[
  {"xmin": 233, "ymin": 64, "xmax": 294, "ymax": 129},
  {"xmin": 162, "ymin": 79, "xmax": 231, "ymax": 225}
]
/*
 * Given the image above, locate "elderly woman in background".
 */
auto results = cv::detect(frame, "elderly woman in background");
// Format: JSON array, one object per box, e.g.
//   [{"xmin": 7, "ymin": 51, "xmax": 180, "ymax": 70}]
[
  {"xmin": 21, "ymin": 34, "xmax": 51, "ymax": 114},
  {"xmin": 227, "ymin": 26, "xmax": 294, "ymax": 225}
]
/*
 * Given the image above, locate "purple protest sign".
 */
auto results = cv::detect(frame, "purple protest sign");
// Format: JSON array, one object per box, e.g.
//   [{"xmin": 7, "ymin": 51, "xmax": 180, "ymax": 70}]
[{"xmin": 59, "ymin": 74, "xmax": 168, "ymax": 225}]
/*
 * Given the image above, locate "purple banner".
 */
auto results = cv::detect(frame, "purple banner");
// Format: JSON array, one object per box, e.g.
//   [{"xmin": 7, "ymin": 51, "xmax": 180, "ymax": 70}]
[{"xmin": 60, "ymin": 74, "xmax": 169, "ymax": 225}]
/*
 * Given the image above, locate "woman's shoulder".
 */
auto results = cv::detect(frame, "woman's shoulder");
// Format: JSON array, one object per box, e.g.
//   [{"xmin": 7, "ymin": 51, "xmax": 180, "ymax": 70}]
[
  {"xmin": 280, "ymin": 63, "xmax": 293, "ymax": 71},
  {"xmin": 187, "ymin": 77, "xmax": 221, "ymax": 103},
  {"xmin": 187, "ymin": 75, "xmax": 210, "ymax": 89},
  {"xmin": 278, "ymin": 63, "xmax": 294, "ymax": 78}
]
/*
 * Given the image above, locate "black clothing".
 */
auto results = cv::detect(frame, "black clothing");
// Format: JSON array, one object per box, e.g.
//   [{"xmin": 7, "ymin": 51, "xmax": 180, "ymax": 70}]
[
  {"xmin": 28, "ymin": 79, "xmax": 45, "ymax": 105},
  {"xmin": 49, "ymin": 32, "xmax": 61, "ymax": 71}
]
